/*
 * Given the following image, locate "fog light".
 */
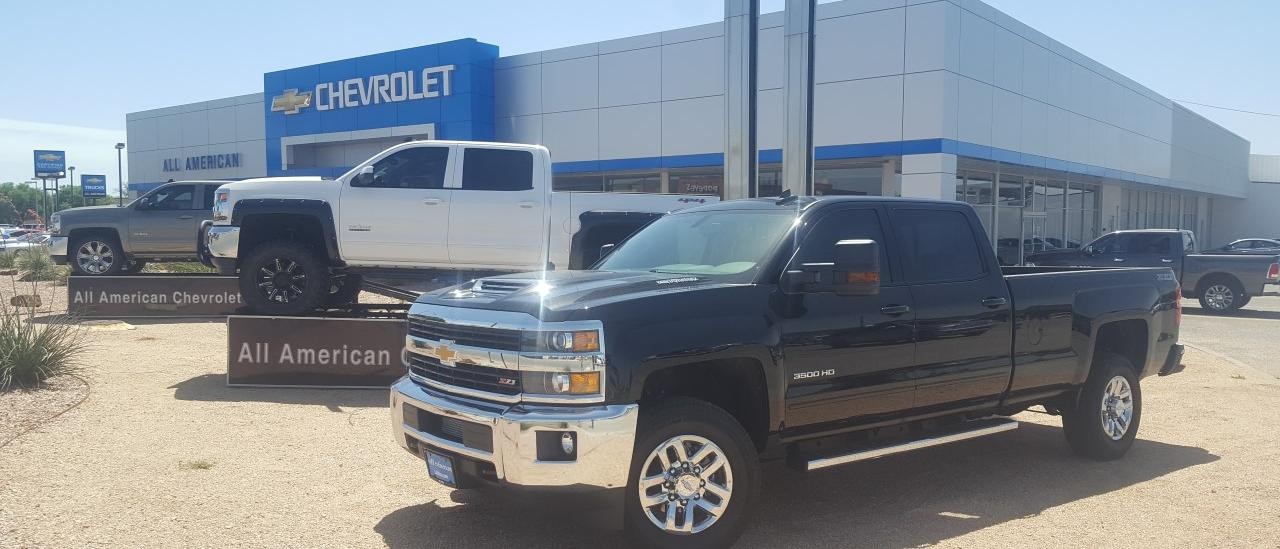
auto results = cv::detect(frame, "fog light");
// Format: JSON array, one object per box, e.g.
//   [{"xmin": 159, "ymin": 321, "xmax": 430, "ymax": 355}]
[{"xmin": 561, "ymin": 432, "xmax": 575, "ymax": 454}]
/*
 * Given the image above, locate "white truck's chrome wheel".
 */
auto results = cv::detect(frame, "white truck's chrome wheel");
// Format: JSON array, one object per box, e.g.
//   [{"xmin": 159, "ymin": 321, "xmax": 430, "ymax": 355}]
[
  {"xmin": 76, "ymin": 240, "xmax": 115, "ymax": 274},
  {"xmin": 1202, "ymin": 284, "xmax": 1234, "ymax": 310},
  {"xmin": 636, "ymin": 434, "xmax": 733, "ymax": 535},
  {"xmin": 1100, "ymin": 375, "xmax": 1134, "ymax": 440}
]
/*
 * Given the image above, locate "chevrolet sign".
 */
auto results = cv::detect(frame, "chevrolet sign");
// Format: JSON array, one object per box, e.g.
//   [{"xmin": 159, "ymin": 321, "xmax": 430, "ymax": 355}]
[{"xmin": 272, "ymin": 65, "xmax": 455, "ymax": 115}]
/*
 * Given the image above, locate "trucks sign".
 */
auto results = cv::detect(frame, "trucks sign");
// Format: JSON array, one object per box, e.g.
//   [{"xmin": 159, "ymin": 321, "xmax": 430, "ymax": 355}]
[
  {"xmin": 34, "ymin": 150, "xmax": 66, "ymax": 177},
  {"xmin": 81, "ymin": 174, "xmax": 108, "ymax": 197}
]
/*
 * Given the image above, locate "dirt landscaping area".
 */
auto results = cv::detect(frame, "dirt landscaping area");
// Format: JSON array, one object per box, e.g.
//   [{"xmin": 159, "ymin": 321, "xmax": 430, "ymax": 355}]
[{"xmin": 3, "ymin": 282, "xmax": 1280, "ymax": 548}]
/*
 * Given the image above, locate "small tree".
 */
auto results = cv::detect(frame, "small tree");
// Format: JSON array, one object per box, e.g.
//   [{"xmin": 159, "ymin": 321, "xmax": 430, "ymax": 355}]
[{"xmin": 0, "ymin": 196, "xmax": 19, "ymax": 225}]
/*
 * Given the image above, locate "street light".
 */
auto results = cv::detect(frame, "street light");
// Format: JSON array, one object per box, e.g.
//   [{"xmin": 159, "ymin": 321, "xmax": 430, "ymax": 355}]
[{"xmin": 115, "ymin": 142, "xmax": 125, "ymax": 206}]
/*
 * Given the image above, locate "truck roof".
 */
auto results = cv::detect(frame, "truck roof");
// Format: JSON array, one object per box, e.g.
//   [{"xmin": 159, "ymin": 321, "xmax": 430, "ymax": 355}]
[{"xmin": 677, "ymin": 195, "xmax": 961, "ymax": 213}]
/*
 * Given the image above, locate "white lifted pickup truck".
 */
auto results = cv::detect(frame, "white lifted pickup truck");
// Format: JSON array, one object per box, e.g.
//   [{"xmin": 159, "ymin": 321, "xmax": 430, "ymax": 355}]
[{"xmin": 200, "ymin": 140, "xmax": 716, "ymax": 315}]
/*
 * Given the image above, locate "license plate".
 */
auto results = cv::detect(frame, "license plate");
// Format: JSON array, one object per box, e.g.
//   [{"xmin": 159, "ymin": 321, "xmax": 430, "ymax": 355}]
[{"xmin": 425, "ymin": 451, "xmax": 457, "ymax": 487}]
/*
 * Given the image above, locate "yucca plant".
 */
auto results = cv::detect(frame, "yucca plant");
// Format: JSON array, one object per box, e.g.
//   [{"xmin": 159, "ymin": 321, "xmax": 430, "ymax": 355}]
[
  {"xmin": 0, "ymin": 302, "xmax": 86, "ymax": 390},
  {"xmin": 0, "ymin": 251, "xmax": 16, "ymax": 269},
  {"xmin": 16, "ymin": 248, "xmax": 58, "ymax": 281}
]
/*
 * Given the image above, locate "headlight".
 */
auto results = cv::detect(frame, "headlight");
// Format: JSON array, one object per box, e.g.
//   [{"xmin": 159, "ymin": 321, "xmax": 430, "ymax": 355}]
[
  {"xmin": 212, "ymin": 189, "xmax": 230, "ymax": 221},
  {"xmin": 536, "ymin": 330, "xmax": 600, "ymax": 353},
  {"xmin": 521, "ymin": 371, "xmax": 601, "ymax": 395},
  {"xmin": 49, "ymin": 214, "xmax": 60, "ymax": 234}
]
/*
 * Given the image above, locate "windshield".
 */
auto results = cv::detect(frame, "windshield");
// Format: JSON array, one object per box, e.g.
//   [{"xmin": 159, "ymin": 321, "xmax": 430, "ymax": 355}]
[{"xmin": 597, "ymin": 209, "xmax": 798, "ymax": 282}]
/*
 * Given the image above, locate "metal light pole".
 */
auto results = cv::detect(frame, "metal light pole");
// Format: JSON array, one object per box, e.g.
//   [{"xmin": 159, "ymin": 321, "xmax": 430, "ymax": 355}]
[
  {"xmin": 115, "ymin": 142, "xmax": 126, "ymax": 206},
  {"xmin": 65, "ymin": 166, "xmax": 75, "ymax": 212}
]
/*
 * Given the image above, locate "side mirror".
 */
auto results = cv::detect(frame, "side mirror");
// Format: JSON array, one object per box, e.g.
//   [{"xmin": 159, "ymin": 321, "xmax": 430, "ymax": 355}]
[
  {"xmin": 598, "ymin": 243, "xmax": 616, "ymax": 261},
  {"xmin": 780, "ymin": 239, "xmax": 880, "ymax": 296},
  {"xmin": 350, "ymin": 165, "xmax": 376, "ymax": 187}
]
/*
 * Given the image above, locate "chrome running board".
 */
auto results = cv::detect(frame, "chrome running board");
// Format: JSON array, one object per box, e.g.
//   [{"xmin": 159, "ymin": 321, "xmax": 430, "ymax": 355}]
[{"xmin": 805, "ymin": 418, "xmax": 1019, "ymax": 471}]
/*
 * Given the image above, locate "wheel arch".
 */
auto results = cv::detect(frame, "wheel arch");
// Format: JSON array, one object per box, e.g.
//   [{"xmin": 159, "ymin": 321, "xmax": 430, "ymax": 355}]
[
  {"xmin": 231, "ymin": 199, "xmax": 342, "ymax": 266},
  {"xmin": 636, "ymin": 357, "xmax": 774, "ymax": 453}
]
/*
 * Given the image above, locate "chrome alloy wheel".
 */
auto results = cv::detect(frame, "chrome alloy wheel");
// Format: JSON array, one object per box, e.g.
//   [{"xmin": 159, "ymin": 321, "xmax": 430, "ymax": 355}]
[
  {"xmin": 1100, "ymin": 375, "xmax": 1134, "ymax": 441},
  {"xmin": 1203, "ymin": 284, "xmax": 1234, "ymax": 310},
  {"xmin": 76, "ymin": 240, "xmax": 115, "ymax": 274},
  {"xmin": 256, "ymin": 258, "xmax": 307, "ymax": 303},
  {"xmin": 637, "ymin": 434, "xmax": 733, "ymax": 535}
]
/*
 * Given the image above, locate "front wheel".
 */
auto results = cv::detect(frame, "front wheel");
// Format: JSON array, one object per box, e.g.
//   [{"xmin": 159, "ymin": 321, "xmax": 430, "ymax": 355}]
[
  {"xmin": 69, "ymin": 234, "xmax": 123, "ymax": 276},
  {"xmin": 624, "ymin": 398, "xmax": 759, "ymax": 549},
  {"xmin": 1198, "ymin": 279, "xmax": 1245, "ymax": 313},
  {"xmin": 238, "ymin": 240, "xmax": 328, "ymax": 316},
  {"xmin": 1062, "ymin": 353, "xmax": 1142, "ymax": 460}
]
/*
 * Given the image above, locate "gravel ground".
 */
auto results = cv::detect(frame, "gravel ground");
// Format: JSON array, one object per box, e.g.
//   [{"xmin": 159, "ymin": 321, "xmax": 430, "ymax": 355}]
[{"xmin": 2, "ymin": 283, "xmax": 1279, "ymax": 547}]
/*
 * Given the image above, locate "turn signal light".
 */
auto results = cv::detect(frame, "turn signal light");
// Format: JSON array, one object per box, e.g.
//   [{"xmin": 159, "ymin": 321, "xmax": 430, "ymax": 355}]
[
  {"xmin": 1174, "ymin": 286, "xmax": 1182, "ymax": 326},
  {"xmin": 844, "ymin": 271, "xmax": 880, "ymax": 284},
  {"xmin": 1267, "ymin": 263, "xmax": 1279, "ymax": 281}
]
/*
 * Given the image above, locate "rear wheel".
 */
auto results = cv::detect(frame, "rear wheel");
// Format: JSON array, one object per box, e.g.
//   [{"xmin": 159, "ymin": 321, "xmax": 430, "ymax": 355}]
[
  {"xmin": 1198, "ymin": 278, "xmax": 1244, "ymax": 313},
  {"xmin": 1062, "ymin": 353, "xmax": 1141, "ymax": 460},
  {"xmin": 624, "ymin": 398, "xmax": 759, "ymax": 549},
  {"xmin": 69, "ymin": 234, "xmax": 123, "ymax": 276},
  {"xmin": 238, "ymin": 240, "xmax": 328, "ymax": 316}
]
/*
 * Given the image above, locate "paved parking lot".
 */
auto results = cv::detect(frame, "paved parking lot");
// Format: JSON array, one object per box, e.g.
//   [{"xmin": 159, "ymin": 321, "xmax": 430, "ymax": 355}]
[{"xmin": 1181, "ymin": 292, "xmax": 1280, "ymax": 379}]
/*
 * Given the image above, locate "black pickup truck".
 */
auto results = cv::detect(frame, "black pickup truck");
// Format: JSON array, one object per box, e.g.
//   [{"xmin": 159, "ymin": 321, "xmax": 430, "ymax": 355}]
[{"xmin": 390, "ymin": 196, "xmax": 1184, "ymax": 548}]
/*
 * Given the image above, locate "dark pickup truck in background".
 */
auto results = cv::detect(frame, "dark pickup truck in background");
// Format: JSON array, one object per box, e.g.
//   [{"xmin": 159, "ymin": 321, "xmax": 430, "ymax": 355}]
[
  {"xmin": 389, "ymin": 196, "xmax": 1184, "ymax": 548},
  {"xmin": 1025, "ymin": 229, "xmax": 1280, "ymax": 313}
]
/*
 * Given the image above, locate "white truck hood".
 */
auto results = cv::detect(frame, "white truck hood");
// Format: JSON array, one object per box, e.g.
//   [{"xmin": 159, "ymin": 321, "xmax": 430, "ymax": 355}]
[{"xmin": 221, "ymin": 175, "xmax": 340, "ymax": 202}]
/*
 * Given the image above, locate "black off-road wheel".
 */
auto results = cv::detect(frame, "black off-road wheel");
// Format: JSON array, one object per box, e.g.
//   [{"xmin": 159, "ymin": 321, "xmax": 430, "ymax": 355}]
[
  {"xmin": 323, "ymin": 273, "xmax": 364, "ymax": 308},
  {"xmin": 624, "ymin": 398, "xmax": 760, "ymax": 549},
  {"xmin": 68, "ymin": 233, "xmax": 124, "ymax": 276},
  {"xmin": 1062, "ymin": 352, "xmax": 1142, "ymax": 460},
  {"xmin": 238, "ymin": 240, "xmax": 328, "ymax": 316}
]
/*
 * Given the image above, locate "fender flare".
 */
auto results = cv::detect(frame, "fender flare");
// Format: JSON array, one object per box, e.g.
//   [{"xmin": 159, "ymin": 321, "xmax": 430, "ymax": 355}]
[{"xmin": 231, "ymin": 199, "xmax": 342, "ymax": 263}]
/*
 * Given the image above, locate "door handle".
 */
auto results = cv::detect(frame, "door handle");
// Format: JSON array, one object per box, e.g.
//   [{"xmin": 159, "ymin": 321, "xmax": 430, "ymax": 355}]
[
  {"xmin": 1112, "ymin": 258, "xmax": 1126, "ymax": 262},
  {"xmin": 517, "ymin": 201, "xmax": 536, "ymax": 209},
  {"xmin": 981, "ymin": 296, "xmax": 1008, "ymax": 308},
  {"xmin": 1161, "ymin": 258, "xmax": 1173, "ymax": 263},
  {"xmin": 879, "ymin": 304, "xmax": 911, "ymax": 316},
  {"xmin": 423, "ymin": 198, "xmax": 443, "ymax": 205},
  {"xmin": 177, "ymin": 215, "xmax": 193, "ymax": 220}
]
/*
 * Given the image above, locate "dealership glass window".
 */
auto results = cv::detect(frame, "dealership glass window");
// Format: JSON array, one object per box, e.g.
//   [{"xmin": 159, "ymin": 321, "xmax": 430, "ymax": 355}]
[
  {"xmin": 758, "ymin": 164, "xmax": 782, "ymax": 197},
  {"xmin": 553, "ymin": 174, "xmax": 604, "ymax": 192},
  {"xmin": 605, "ymin": 172, "xmax": 661, "ymax": 193},
  {"xmin": 814, "ymin": 163, "xmax": 881, "ymax": 196},
  {"xmin": 461, "ymin": 148, "xmax": 534, "ymax": 191},
  {"xmin": 669, "ymin": 168, "xmax": 724, "ymax": 196},
  {"xmin": 367, "ymin": 146, "xmax": 448, "ymax": 189},
  {"xmin": 147, "ymin": 184, "xmax": 196, "ymax": 210}
]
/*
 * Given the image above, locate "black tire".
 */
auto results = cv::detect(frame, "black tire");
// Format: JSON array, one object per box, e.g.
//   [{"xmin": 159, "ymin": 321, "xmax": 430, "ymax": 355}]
[
  {"xmin": 1197, "ymin": 277, "xmax": 1245, "ymax": 314},
  {"xmin": 238, "ymin": 240, "xmax": 328, "ymax": 316},
  {"xmin": 1062, "ymin": 353, "xmax": 1141, "ymax": 460},
  {"xmin": 68, "ymin": 233, "xmax": 124, "ymax": 276},
  {"xmin": 624, "ymin": 398, "xmax": 760, "ymax": 549},
  {"xmin": 323, "ymin": 273, "xmax": 364, "ymax": 308},
  {"xmin": 1235, "ymin": 294, "xmax": 1252, "ymax": 309}
]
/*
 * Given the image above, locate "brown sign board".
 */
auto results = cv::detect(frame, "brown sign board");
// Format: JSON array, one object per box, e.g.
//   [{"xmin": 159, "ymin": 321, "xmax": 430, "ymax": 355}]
[
  {"xmin": 226, "ymin": 315, "xmax": 408, "ymax": 388},
  {"xmin": 68, "ymin": 275, "xmax": 245, "ymax": 317}
]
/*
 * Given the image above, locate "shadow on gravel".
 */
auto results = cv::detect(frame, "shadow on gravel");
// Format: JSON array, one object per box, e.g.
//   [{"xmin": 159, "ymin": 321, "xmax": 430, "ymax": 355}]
[
  {"xmin": 374, "ymin": 422, "xmax": 1217, "ymax": 549},
  {"xmin": 168, "ymin": 373, "xmax": 387, "ymax": 410},
  {"xmin": 1183, "ymin": 306, "xmax": 1280, "ymax": 321}
]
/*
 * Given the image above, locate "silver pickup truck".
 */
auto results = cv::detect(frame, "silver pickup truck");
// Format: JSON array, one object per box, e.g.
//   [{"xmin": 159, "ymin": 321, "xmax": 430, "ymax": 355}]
[
  {"xmin": 1026, "ymin": 229, "xmax": 1280, "ymax": 313},
  {"xmin": 49, "ymin": 181, "xmax": 224, "ymax": 275}
]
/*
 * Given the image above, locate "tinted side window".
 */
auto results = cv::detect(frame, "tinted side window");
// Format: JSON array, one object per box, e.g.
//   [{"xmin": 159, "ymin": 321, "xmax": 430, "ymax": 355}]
[
  {"xmin": 461, "ymin": 148, "xmax": 534, "ymax": 191},
  {"xmin": 794, "ymin": 208, "xmax": 892, "ymax": 283},
  {"xmin": 368, "ymin": 147, "xmax": 449, "ymax": 189},
  {"xmin": 1130, "ymin": 233, "xmax": 1173, "ymax": 254},
  {"xmin": 149, "ymin": 184, "xmax": 196, "ymax": 210},
  {"xmin": 894, "ymin": 209, "xmax": 985, "ymax": 283}
]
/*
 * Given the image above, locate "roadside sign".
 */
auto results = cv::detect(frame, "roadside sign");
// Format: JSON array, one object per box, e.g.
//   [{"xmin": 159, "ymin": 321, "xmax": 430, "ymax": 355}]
[
  {"xmin": 34, "ymin": 150, "xmax": 66, "ymax": 178},
  {"xmin": 81, "ymin": 174, "xmax": 108, "ymax": 197},
  {"xmin": 226, "ymin": 316, "xmax": 409, "ymax": 387}
]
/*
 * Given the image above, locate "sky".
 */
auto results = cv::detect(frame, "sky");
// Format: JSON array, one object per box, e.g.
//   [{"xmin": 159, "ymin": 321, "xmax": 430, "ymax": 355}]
[{"xmin": 1, "ymin": 0, "xmax": 1276, "ymax": 185}]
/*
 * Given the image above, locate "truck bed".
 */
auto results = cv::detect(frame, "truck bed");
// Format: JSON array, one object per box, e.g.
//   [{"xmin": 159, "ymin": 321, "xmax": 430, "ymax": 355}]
[{"xmin": 999, "ymin": 265, "xmax": 1180, "ymax": 405}]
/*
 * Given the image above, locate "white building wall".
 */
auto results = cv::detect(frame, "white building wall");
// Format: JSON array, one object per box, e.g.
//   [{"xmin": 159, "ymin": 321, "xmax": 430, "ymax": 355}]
[{"xmin": 125, "ymin": 93, "xmax": 266, "ymax": 185}]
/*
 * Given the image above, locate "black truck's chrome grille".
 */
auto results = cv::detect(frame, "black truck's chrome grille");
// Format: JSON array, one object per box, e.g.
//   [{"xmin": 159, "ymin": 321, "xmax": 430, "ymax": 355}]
[
  {"xmin": 407, "ymin": 316, "xmax": 522, "ymax": 351},
  {"xmin": 408, "ymin": 354, "xmax": 522, "ymax": 396}
]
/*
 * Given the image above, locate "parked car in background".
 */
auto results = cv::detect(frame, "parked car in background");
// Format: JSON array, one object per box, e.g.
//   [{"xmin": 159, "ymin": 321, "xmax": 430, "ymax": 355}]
[
  {"xmin": 0, "ymin": 231, "xmax": 48, "ymax": 252},
  {"xmin": 1026, "ymin": 229, "xmax": 1280, "ymax": 313},
  {"xmin": 1207, "ymin": 238, "xmax": 1280, "ymax": 255},
  {"xmin": 996, "ymin": 236, "xmax": 1060, "ymax": 266},
  {"xmin": 48, "ymin": 181, "xmax": 225, "ymax": 275}
]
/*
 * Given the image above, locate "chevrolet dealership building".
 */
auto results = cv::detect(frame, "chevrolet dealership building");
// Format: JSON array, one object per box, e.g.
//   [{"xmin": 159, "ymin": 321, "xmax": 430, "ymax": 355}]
[{"xmin": 126, "ymin": 0, "xmax": 1260, "ymax": 256}]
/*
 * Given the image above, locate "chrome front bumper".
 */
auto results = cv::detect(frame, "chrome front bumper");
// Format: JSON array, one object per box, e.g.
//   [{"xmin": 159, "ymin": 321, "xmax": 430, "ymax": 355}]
[
  {"xmin": 204, "ymin": 225, "xmax": 240, "ymax": 259},
  {"xmin": 49, "ymin": 236, "xmax": 69, "ymax": 262},
  {"xmin": 391, "ymin": 376, "xmax": 638, "ymax": 491}
]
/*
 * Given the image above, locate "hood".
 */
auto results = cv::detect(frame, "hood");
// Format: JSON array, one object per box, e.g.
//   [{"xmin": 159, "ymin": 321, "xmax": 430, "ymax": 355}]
[
  {"xmin": 54, "ymin": 204, "xmax": 128, "ymax": 222},
  {"xmin": 222, "ymin": 175, "xmax": 336, "ymax": 201},
  {"xmin": 416, "ymin": 269, "xmax": 740, "ymax": 319}
]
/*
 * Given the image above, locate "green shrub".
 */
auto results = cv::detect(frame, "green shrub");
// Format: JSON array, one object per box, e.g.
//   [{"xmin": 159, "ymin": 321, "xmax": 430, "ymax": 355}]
[
  {"xmin": 51, "ymin": 265, "xmax": 71, "ymax": 286},
  {"xmin": 142, "ymin": 262, "xmax": 215, "ymax": 274},
  {"xmin": 0, "ymin": 251, "xmax": 16, "ymax": 269},
  {"xmin": 0, "ymin": 303, "xmax": 86, "ymax": 390},
  {"xmin": 16, "ymin": 248, "xmax": 58, "ymax": 281}
]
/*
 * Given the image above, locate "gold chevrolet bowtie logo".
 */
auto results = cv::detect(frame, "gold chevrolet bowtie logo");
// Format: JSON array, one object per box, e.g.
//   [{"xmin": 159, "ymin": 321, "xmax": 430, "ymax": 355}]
[
  {"xmin": 434, "ymin": 343, "xmax": 457, "ymax": 366},
  {"xmin": 271, "ymin": 88, "xmax": 312, "ymax": 115}
]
